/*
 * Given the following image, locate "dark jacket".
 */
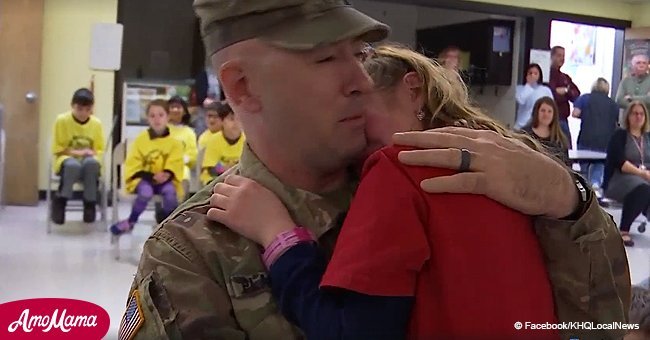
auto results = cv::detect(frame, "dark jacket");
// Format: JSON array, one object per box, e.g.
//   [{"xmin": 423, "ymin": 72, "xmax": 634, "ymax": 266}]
[
  {"xmin": 604, "ymin": 129, "xmax": 636, "ymax": 191},
  {"xmin": 577, "ymin": 92, "xmax": 619, "ymax": 152},
  {"xmin": 549, "ymin": 67, "xmax": 581, "ymax": 120}
]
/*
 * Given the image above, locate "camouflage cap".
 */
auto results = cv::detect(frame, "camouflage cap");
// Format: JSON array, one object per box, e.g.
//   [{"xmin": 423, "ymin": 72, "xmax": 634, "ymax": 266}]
[{"xmin": 193, "ymin": 0, "xmax": 390, "ymax": 56}]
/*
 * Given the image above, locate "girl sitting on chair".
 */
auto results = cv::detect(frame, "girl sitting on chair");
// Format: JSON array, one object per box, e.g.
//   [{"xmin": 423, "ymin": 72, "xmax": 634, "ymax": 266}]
[{"xmin": 110, "ymin": 99, "xmax": 185, "ymax": 236}]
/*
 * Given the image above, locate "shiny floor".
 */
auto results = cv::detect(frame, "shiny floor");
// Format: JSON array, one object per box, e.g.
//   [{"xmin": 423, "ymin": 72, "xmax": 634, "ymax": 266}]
[{"xmin": 0, "ymin": 202, "xmax": 649, "ymax": 339}]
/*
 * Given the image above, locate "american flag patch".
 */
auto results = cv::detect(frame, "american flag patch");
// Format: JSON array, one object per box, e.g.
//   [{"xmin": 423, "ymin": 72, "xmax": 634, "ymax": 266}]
[{"xmin": 119, "ymin": 290, "xmax": 144, "ymax": 340}]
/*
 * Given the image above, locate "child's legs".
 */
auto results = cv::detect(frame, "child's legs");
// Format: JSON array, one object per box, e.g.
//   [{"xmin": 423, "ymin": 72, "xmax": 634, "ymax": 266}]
[
  {"xmin": 59, "ymin": 158, "xmax": 82, "ymax": 199},
  {"xmin": 80, "ymin": 157, "xmax": 100, "ymax": 202},
  {"xmin": 129, "ymin": 180, "xmax": 155, "ymax": 223},
  {"xmin": 153, "ymin": 182, "xmax": 178, "ymax": 217}
]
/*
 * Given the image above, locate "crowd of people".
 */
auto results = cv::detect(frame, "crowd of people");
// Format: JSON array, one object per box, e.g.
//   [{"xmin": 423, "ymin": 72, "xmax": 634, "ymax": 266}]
[{"xmin": 47, "ymin": 0, "xmax": 650, "ymax": 338}]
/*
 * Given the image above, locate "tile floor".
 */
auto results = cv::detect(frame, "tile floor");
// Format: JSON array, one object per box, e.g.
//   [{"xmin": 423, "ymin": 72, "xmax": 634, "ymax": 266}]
[{"xmin": 0, "ymin": 202, "xmax": 649, "ymax": 339}]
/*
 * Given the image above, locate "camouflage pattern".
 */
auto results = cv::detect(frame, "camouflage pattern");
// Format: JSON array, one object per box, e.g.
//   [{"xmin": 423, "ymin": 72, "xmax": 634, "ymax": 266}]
[
  {"xmin": 126, "ymin": 144, "xmax": 354, "ymax": 339},
  {"xmin": 630, "ymin": 285, "xmax": 650, "ymax": 331},
  {"xmin": 193, "ymin": 0, "xmax": 389, "ymax": 56},
  {"xmin": 123, "ymin": 141, "xmax": 632, "ymax": 340},
  {"xmin": 533, "ymin": 174, "xmax": 631, "ymax": 340}
]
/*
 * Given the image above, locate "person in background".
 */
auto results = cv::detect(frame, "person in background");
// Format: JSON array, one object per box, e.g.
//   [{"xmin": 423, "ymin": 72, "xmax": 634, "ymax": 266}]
[
  {"xmin": 515, "ymin": 63, "xmax": 553, "ymax": 130},
  {"xmin": 437, "ymin": 45, "xmax": 461, "ymax": 72},
  {"xmin": 110, "ymin": 100, "xmax": 184, "ymax": 237},
  {"xmin": 51, "ymin": 88, "xmax": 105, "ymax": 225},
  {"xmin": 549, "ymin": 46, "xmax": 581, "ymax": 147},
  {"xmin": 572, "ymin": 78, "xmax": 619, "ymax": 193},
  {"xmin": 616, "ymin": 54, "xmax": 650, "ymax": 111},
  {"xmin": 168, "ymin": 96, "xmax": 198, "ymax": 190},
  {"xmin": 604, "ymin": 101, "xmax": 650, "ymax": 247},
  {"xmin": 200, "ymin": 102, "xmax": 245, "ymax": 185},
  {"xmin": 197, "ymin": 102, "xmax": 223, "ymax": 150},
  {"xmin": 523, "ymin": 97, "xmax": 570, "ymax": 165},
  {"xmin": 194, "ymin": 62, "xmax": 221, "ymax": 107}
]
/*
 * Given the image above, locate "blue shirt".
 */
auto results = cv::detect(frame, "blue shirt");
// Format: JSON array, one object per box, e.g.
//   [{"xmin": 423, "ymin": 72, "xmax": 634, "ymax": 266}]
[
  {"xmin": 515, "ymin": 84, "xmax": 553, "ymax": 129},
  {"xmin": 270, "ymin": 243, "xmax": 413, "ymax": 340}
]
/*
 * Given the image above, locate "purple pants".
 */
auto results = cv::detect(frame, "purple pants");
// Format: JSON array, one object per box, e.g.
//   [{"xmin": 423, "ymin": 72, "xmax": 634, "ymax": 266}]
[{"xmin": 128, "ymin": 180, "xmax": 178, "ymax": 223}]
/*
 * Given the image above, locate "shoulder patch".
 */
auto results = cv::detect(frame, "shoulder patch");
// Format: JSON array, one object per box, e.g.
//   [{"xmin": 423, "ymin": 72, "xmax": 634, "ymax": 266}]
[{"xmin": 119, "ymin": 290, "xmax": 144, "ymax": 340}]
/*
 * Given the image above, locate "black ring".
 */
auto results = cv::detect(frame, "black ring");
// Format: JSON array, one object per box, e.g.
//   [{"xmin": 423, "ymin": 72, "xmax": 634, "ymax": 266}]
[{"xmin": 459, "ymin": 148, "xmax": 471, "ymax": 172}]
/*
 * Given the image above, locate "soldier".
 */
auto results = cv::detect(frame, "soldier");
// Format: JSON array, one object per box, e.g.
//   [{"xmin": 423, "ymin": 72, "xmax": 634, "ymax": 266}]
[{"xmin": 119, "ymin": 1, "xmax": 630, "ymax": 339}]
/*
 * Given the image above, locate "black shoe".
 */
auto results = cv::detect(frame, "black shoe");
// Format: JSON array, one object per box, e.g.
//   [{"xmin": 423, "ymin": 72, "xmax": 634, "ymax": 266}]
[
  {"xmin": 51, "ymin": 196, "xmax": 66, "ymax": 225},
  {"xmin": 155, "ymin": 207, "xmax": 166, "ymax": 224},
  {"xmin": 83, "ymin": 201, "xmax": 96, "ymax": 223}
]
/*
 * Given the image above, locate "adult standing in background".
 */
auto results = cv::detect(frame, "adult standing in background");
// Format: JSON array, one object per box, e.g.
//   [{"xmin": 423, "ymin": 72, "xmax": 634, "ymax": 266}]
[
  {"xmin": 616, "ymin": 54, "xmax": 650, "ymax": 111},
  {"xmin": 437, "ymin": 46, "xmax": 461, "ymax": 72},
  {"xmin": 549, "ymin": 46, "xmax": 581, "ymax": 148},
  {"xmin": 515, "ymin": 63, "xmax": 553, "ymax": 130},
  {"xmin": 572, "ymin": 78, "xmax": 619, "ymax": 191}
]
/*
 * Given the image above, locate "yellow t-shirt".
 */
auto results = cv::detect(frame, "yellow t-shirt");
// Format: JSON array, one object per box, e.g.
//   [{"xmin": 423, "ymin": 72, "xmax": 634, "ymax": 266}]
[
  {"xmin": 51, "ymin": 111, "xmax": 105, "ymax": 173},
  {"xmin": 200, "ymin": 132, "xmax": 246, "ymax": 185},
  {"xmin": 198, "ymin": 130, "xmax": 220, "ymax": 150},
  {"xmin": 169, "ymin": 124, "xmax": 198, "ymax": 181},
  {"xmin": 124, "ymin": 128, "xmax": 185, "ymax": 199}
]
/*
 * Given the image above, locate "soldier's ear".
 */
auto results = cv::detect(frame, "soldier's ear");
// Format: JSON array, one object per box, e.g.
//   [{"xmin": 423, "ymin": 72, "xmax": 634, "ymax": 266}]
[{"xmin": 218, "ymin": 60, "xmax": 261, "ymax": 114}]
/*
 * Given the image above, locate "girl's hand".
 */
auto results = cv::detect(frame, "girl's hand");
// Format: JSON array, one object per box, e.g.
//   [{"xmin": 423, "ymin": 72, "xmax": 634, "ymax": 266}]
[{"xmin": 207, "ymin": 175, "xmax": 295, "ymax": 248}]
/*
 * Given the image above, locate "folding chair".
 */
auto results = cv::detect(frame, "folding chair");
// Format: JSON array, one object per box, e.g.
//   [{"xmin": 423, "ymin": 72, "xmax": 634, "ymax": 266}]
[
  {"xmin": 110, "ymin": 140, "xmax": 162, "ymax": 260},
  {"xmin": 45, "ymin": 155, "xmax": 108, "ymax": 234}
]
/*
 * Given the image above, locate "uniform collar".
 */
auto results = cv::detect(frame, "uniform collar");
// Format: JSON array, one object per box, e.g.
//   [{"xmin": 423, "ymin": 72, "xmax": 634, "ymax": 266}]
[{"xmin": 238, "ymin": 144, "xmax": 357, "ymax": 239}]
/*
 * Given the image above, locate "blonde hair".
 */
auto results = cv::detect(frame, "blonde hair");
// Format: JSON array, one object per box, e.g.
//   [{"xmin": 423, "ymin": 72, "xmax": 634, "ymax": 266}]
[
  {"xmin": 624, "ymin": 101, "xmax": 650, "ymax": 133},
  {"xmin": 591, "ymin": 77, "xmax": 610, "ymax": 94},
  {"xmin": 364, "ymin": 43, "xmax": 546, "ymax": 153}
]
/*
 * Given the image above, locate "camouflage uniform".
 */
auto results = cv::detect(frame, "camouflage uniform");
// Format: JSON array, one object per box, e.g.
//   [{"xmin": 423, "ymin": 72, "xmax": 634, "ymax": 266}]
[{"xmin": 120, "ymin": 1, "xmax": 632, "ymax": 339}]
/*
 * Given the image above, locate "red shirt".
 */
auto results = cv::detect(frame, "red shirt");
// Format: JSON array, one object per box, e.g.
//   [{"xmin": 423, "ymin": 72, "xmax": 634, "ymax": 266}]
[{"xmin": 321, "ymin": 146, "xmax": 559, "ymax": 339}]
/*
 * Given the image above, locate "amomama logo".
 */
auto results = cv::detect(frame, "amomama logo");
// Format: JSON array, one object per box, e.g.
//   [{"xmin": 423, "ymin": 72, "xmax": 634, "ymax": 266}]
[{"xmin": 0, "ymin": 298, "xmax": 110, "ymax": 339}]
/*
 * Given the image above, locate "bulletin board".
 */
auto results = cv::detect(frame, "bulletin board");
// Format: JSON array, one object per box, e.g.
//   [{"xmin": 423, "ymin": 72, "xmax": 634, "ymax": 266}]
[{"xmin": 121, "ymin": 80, "xmax": 192, "ymax": 142}]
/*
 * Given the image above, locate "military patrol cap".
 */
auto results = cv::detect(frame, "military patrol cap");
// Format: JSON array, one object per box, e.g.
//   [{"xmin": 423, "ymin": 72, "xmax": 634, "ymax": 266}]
[{"xmin": 193, "ymin": 0, "xmax": 390, "ymax": 56}]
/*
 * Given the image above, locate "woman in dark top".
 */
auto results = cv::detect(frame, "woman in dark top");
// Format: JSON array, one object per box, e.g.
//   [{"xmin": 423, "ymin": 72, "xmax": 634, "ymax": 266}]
[
  {"xmin": 604, "ymin": 101, "xmax": 650, "ymax": 246},
  {"xmin": 572, "ymin": 78, "xmax": 619, "ymax": 190},
  {"xmin": 523, "ymin": 96, "xmax": 570, "ymax": 165}
]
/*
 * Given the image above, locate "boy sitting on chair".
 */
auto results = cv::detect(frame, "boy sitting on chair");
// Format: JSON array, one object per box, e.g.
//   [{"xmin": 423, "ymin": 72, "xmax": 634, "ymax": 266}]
[
  {"xmin": 110, "ymin": 99, "xmax": 184, "ymax": 236},
  {"xmin": 51, "ymin": 88, "xmax": 105, "ymax": 224},
  {"xmin": 200, "ymin": 102, "xmax": 245, "ymax": 185}
]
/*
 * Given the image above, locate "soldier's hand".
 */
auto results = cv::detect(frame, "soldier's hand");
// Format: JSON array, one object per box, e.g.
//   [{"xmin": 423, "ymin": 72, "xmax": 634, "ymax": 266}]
[
  {"xmin": 393, "ymin": 127, "xmax": 578, "ymax": 219},
  {"xmin": 207, "ymin": 175, "xmax": 295, "ymax": 247}
]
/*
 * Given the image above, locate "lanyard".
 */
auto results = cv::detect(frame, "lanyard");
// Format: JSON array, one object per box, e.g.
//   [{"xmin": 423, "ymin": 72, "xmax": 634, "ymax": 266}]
[{"xmin": 632, "ymin": 134, "xmax": 646, "ymax": 169}]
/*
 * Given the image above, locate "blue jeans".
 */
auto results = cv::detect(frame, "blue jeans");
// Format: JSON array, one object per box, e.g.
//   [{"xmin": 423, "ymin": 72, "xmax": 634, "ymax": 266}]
[{"xmin": 579, "ymin": 162, "xmax": 605, "ymax": 188}]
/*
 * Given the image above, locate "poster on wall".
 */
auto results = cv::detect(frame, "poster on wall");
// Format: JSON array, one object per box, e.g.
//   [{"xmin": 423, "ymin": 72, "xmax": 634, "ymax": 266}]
[
  {"xmin": 121, "ymin": 80, "xmax": 192, "ymax": 141},
  {"xmin": 550, "ymin": 20, "xmax": 597, "ymax": 67}
]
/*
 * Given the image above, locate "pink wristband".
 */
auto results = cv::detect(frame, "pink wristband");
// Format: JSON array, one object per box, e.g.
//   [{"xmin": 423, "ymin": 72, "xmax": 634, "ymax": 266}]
[{"xmin": 262, "ymin": 227, "xmax": 315, "ymax": 269}]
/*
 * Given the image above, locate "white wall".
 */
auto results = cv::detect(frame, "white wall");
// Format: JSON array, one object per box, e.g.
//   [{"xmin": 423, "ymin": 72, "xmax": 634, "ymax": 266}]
[{"xmin": 354, "ymin": 1, "xmax": 520, "ymax": 127}]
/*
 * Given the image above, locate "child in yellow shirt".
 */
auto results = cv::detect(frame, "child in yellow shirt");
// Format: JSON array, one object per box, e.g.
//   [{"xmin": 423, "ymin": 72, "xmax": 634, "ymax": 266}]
[
  {"xmin": 201, "ymin": 102, "xmax": 245, "ymax": 184},
  {"xmin": 197, "ymin": 102, "xmax": 222, "ymax": 149},
  {"xmin": 110, "ymin": 99, "xmax": 184, "ymax": 236},
  {"xmin": 51, "ymin": 88, "xmax": 105, "ymax": 224},
  {"xmin": 168, "ymin": 96, "xmax": 198, "ymax": 183}
]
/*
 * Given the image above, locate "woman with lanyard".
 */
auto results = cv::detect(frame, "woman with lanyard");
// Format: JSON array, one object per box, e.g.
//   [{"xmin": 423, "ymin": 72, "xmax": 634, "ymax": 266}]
[{"xmin": 604, "ymin": 101, "xmax": 650, "ymax": 246}]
